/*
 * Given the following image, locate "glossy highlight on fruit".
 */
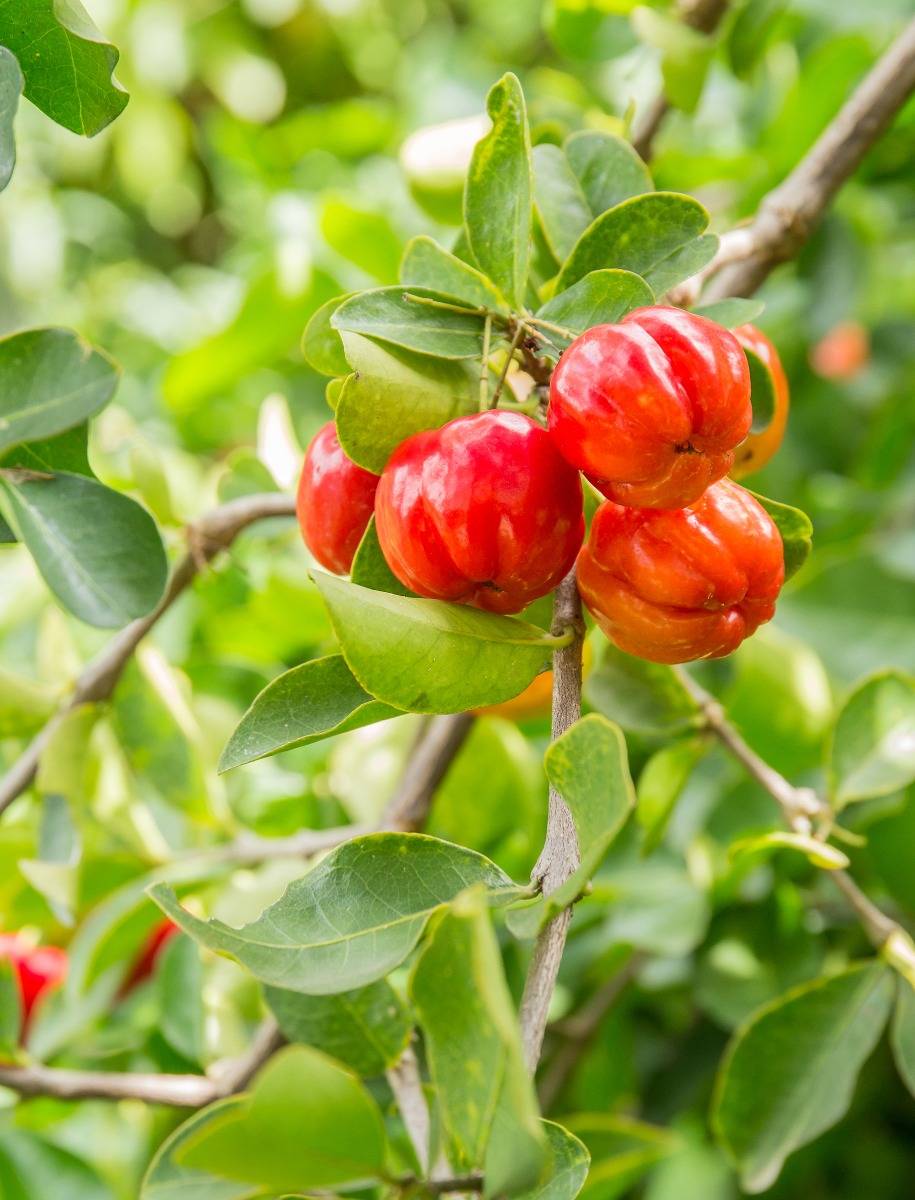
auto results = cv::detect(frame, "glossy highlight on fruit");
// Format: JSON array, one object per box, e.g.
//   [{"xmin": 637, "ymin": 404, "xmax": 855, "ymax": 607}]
[
  {"xmin": 549, "ymin": 306, "xmax": 752, "ymax": 508},
  {"xmin": 731, "ymin": 324, "xmax": 790, "ymax": 480},
  {"xmin": 577, "ymin": 479, "xmax": 784, "ymax": 664},
  {"xmin": 0, "ymin": 933, "xmax": 67, "ymax": 1034},
  {"xmin": 375, "ymin": 410, "xmax": 585, "ymax": 614},
  {"xmin": 297, "ymin": 421, "xmax": 379, "ymax": 575}
]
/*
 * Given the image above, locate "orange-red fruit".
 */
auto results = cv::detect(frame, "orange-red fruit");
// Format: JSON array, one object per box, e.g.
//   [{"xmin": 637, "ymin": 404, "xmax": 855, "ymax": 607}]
[
  {"xmin": 375, "ymin": 411, "xmax": 585, "ymax": 614},
  {"xmin": 297, "ymin": 421, "xmax": 379, "ymax": 575},
  {"xmin": 731, "ymin": 324, "xmax": 790, "ymax": 480},
  {"xmin": 577, "ymin": 479, "xmax": 784, "ymax": 664},
  {"xmin": 809, "ymin": 320, "xmax": 870, "ymax": 380},
  {"xmin": 549, "ymin": 306, "xmax": 752, "ymax": 509}
]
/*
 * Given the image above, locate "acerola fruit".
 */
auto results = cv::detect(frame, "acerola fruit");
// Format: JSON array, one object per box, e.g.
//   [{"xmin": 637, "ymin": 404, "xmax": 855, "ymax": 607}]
[
  {"xmin": 0, "ymin": 933, "xmax": 67, "ymax": 1034},
  {"xmin": 549, "ymin": 306, "xmax": 752, "ymax": 508},
  {"xmin": 809, "ymin": 320, "xmax": 870, "ymax": 380},
  {"xmin": 577, "ymin": 479, "xmax": 784, "ymax": 664},
  {"xmin": 375, "ymin": 411, "xmax": 584, "ymax": 614},
  {"xmin": 731, "ymin": 324, "xmax": 790, "ymax": 480},
  {"xmin": 120, "ymin": 919, "xmax": 179, "ymax": 995},
  {"xmin": 297, "ymin": 421, "xmax": 379, "ymax": 575}
]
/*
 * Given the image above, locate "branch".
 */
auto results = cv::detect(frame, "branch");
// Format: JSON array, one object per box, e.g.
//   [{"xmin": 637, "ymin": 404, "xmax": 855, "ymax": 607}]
[
  {"xmin": 0, "ymin": 1017, "xmax": 284, "ymax": 1107},
  {"xmin": 0, "ymin": 492, "xmax": 296, "ymax": 820},
  {"xmin": 701, "ymin": 15, "xmax": 915, "ymax": 299},
  {"xmin": 518, "ymin": 571, "xmax": 585, "ymax": 1071},
  {"xmin": 631, "ymin": 0, "xmax": 730, "ymax": 161},
  {"xmin": 386, "ymin": 1043, "xmax": 431, "ymax": 1173}
]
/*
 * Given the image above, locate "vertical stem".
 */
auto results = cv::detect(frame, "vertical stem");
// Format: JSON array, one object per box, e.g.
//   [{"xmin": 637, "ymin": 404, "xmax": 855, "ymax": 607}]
[
  {"xmin": 519, "ymin": 571, "xmax": 584, "ymax": 1071},
  {"xmin": 478, "ymin": 314, "xmax": 492, "ymax": 411}
]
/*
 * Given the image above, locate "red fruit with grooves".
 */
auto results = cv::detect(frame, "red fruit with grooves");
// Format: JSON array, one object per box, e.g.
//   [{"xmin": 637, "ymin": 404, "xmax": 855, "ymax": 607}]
[
  {"xmin": 549, "ymin": 305, "xmax": 752, "ymax": 509},
  {"xmin": 0, "ymin": 934, "xmax": 67, "ymax": 1033},
  {"xmin": 374, "ymin": 411, "xmax": 584, "ymax": 614},
  {"xmin": 297, "ymin": 421, "xmax": 379, "ymax": 575},
  {"xmin": 577, "ymin": 479, "xmax": 784, "ymax": 664}
]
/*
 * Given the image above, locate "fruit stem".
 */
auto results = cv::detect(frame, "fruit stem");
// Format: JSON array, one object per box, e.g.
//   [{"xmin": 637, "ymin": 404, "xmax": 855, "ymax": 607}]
[
  {"xmin": 478, "ymin": 314, "xmax": 492, "ymax": 410},
  {"xmin": 488, "ymin": 323, "xmax": 526, "ymax": 408}
]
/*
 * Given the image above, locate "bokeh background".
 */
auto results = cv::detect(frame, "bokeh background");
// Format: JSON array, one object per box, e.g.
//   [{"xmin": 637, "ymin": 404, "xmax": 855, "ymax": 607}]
[{"xmin": 0, "ymin": 0, "xmax": 914, "ymax": 1196}]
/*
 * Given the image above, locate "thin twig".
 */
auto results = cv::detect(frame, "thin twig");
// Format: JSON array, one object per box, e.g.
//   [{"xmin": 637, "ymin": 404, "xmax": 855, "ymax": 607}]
[
  {"xmin": 489, "ymin": 324, "xmax": 527, "ymax": 409},
  {"xmin": 0, "ymin": 492, "xmax": 297, "ymax": 820},
  {"xmin": 387, "ymin": 1043, "xmax": 431, "ymax": 1173},
  {"xmin": 518, "ymin": 572, "xmax": 585, "ymax": 1071}
]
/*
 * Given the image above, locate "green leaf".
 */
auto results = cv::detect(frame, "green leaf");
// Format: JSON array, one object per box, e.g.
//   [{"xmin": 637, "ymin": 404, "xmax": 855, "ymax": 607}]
[
  {"xmin": 592, "ymin": 860, "xmax": 709, "ymax": 957},
  {"xmin": 518, "ymin": 1122, "xmax": 590, "ymax": 1200},
  {"xmin": 176, "ymin": 1046, "xmax": 387, "ymax": 1192},
  {"xmin": 637, "ymin": 738, "xmax": 706, "ymax": 855},
  {"xmin": 535, "ymin": 270, "xmax": 654, "ymax": 358},
  {"xmin": 401, "ymin": 235, "xmax": 506, "ymax": 309},
  {"xmin": 302, "ymin": 293, "xmax": 352, "ymax": 377},
  {"xmin": 313, "ymin": 573, "xmax": 555, "ymax": 714},
  {"xmin": 632, "ymin": 7, "xmax": 714, "ymax": 113},
  {"xmin": 0, "ymin": 424, "xmax": 93, "ymax": 477},
  {"xmin": 727, "ymin": 0, "xmax": 786, "ymax": 78},
  {"xmin": 643, "ymin": 233, "xmax": 718, "ymax": 296},
  {"xmin": 748, "ymin": 491, "xmax": 812, "ymax": 582},
  {"xmin": 566, "ymin": 1115, "xmax": 677, "ymax": 1200},
  {"xmin": 0, "ymin": 47, "xmax": 22, "ymax": 192},
  {"xmin": 557, "ymin": 193, "xmax": 709, "ymax": 292},
  {"xmin": 712, "ymin": 963, "xmax": 894, "ymax": 1193},
  {"xmin": 564, "ymin": 130, "xmax": 653, "ymax": 217},
  {"xmin": 890, "ymin": 979, "xmax": 915, "ymax": 1100},
  {"xmin": 744, "ymin": 344, "xmax": 777, "ymax": 433},
  {"xmin": 335, "ymin": 332, "xmax": 476, "ymax": 473},
  {"xmin": 0, "ymin": 958, "xmax": 22, "ymax": 1061},
  {"xmin": 158, "ymin": 935, "xmax": 205, "ymax": 1065},
  {"xmin": 0, "ymin": 329, "xmax": 118, "ymax": 453},
  {"xmin": 728, "ymin": 830, "xmax": 849, "ymax": 871},
  {"xmin": 0, "ymin": 0, "xmax": 128, "ymax": 136},
  {"xmin": 0, "ymin": 471, "xmax": 167, "ymax": 628},
  {"xmin": 265, "ymin": 978, "xmax": 411, "ymax": 1077},
  {"xmin": 532, "ymin": 144, "xmax": 593, "ymax": 263},
  {"xmin": 332, "ymin": 287, "xmax": 486, "ymax": 360},
  {"xmin": 464, "ymin": 72, "xmax": 532, "ymax": 309},
  {"xmin": 219, "ymin": 655, "xmax": 400, "ymax": 772},
  {"xmin": 350, "ymin": 516, "xmax": 414, "ymax": 596},
  {"xmin": 0, "ymin": 1131, "xmax": 116, "ymax": 1200},
  {"xmin": 411, "ymin": 889, "xmax": 546, "ymax": 1196},
  {"xmin": 585, "ymin": 644, "xmax": 700, "ymax": 737},
  {"xmin": 828, "ymin": 670, "xmax": 915, "ymax": 807},
  {"xmin": 141, "ymin": 1097, "xmax": 255, "ymax": 1199},
  {"xmin": 691, "ymin": 298, "xmax": 765, "ymax": 328},
  {"xmin": 150, "ymin": 832, "xmax": 517, "ymax": 994},
  {"xmin": 321, "ymin": 198, "xmax": 402, "ymax": 283}
]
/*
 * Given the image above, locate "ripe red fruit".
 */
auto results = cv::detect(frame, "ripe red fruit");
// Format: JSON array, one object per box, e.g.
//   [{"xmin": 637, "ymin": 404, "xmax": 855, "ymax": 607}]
[
  {"xmin": 0, "ymin": 933, "xmax": 67, "ymax": 1033},
  {"xmin": 120, "ymin": 919, "xmax": 179, "ymax": 994},
  {"xmin": 375, "ymin": 411, "xmax": 584, "ymax": 614},
  {"xmin": 577, "ymin": 479, "xmax": 784, "ymax": 664},
  {"xmin": 549, "ymin": 306, "xmax": 752, "ymax": 509},
  {"xmin": 297, "ymin": 421, "xmax": 379, "ymax": 575}
]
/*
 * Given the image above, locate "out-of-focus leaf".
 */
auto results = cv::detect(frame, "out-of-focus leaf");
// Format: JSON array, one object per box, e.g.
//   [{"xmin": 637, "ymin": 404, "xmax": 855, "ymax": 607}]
[
  {"xmin": 321, "ymin": 198, "xmax": 403, "ymax": 283},
  {"xmin": 828, "ymin": 670, "xmax": 915, "ymax": 807},
  {"xmin": 0, "ymin": 47, "xmax": 22, "ymax": 192},
  {"xmin": 728, "ymin": 830, "xmax": 849, "ymax": 871},
  {"xmin": 0, "ymin": 1131, "xmax": 115, "ymax": 1199},
  {"xmin": 591, "ymin": 860, "xmax": 709, "ymax": 957},
  {"xmin": 637, "ymin": 738, "xmax": 707, "ymax": 854},
  {"xmin": 158, "ymin": 934, "xmax": 205, "ymax": 1065},
  {"xmin": 313, "ymin": 573, "xmax": 553, "ymax": 714},
  {"xmin": 0, "ymin": 471, "xmax": 167, "ymax": 628},
  {"xmin": 564, "ymin": 130, "xmax": 653, "ymax": 215},
  {"xmin": 712, "ymin": 963, "xmax": 894, "ymax": 1193},
  {"xmin": 632, "ymin": 7, "xmax": 714, "ymax": 113},
  {"xmin": 141, "ymin": 1096, "xmax": 252, "ymax": 1199},
  {"xmin": 401, "ymin": 236, "xmax": 506, "ymax": 309},
  {"xmin": 517, "ymin": 1122, "xmax": 590, "ymax": 1200},
  {"xmin": 0, "ymin": 0, "xmax": 127, "ymax": 136},
  {"xmin": 585, "ymin": 644, "xmax": 700, "ymax": 736},
  {"xmin": 150, "ymin": 833, "xmax": 518, "ymax": 994},
  {"xmin": 727, "ymin": 0, "xmax": 786, "ymax": 77},
  {"xmin": 265, "ymin": 978, "xmax": 411, "ymax": 1077},
  {"xmin": 220, "ymin": 655, "xmax": 400, "ymax": 772},
  {"xmin": 890, "ymin": 979, "xmax": 915, "ymax": 1100},
  {"xmin": 332, "ymin": 287, "xmax": 486, "ymax": 359},
  {"xmin": 565, "ymin": 1114, "xmax": 677, "ymax": 1200},
  {"xmin": 0, "ymin": 958, "xmax": 22, "ymax": 1061}
]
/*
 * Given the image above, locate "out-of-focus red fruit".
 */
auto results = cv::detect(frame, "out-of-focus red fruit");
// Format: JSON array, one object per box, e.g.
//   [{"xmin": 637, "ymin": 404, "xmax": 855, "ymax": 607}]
[
  {"xmin": 577, "ymin": 480, "xmax": 785, "ymax": 664},
  {"xmin": 0, "ymin": 933, "xmax": 67, "ymax": 1034},
  {"xmin": 548, "ymin": 306, "xmax": 752, "ymax": 509},
  {"xmin": 374, "ymin": 410, "xmax": 585, "ymax": 614},
  {"xmin": 809, "ymin": 321, "xmax": 870, "ymax": 380},
  {"xmin": 121, "ymin": 919, "xmax": 180, "ymax": 994},
  {"xmin": 731, "ymin": 324, "xmax": 790, "ymax": 480},
  {"xmin": 296, "ymin": 421, "xmax": 379, "ymax": 575}
]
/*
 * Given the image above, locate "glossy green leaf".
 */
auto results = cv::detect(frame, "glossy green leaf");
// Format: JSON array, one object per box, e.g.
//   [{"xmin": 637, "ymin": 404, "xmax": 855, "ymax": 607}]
[
  {"xmin": 0, "ymin": 471, "xmax": 167, "ymax": 628},
  {"xmin": 313, "ymin": 572, "xmax": 555, "ymax": 714},
  {"xmin": 632, "ymin": 7, "xmax": 714, "ymax": 113},
  {"xmin": 532, "ymin": 144, "xmax": 593, "ymax": 263},
  {"xmin": 219, "ymin": 655, "xmax": 399, "ymax": 772},
  {"xmin": 0, "ymin": 0, "xmax": 128, "ymax": 136},
  {"xmin": 535, "ymin": 270, "xmax": 654, "ymax": 358},
  {"xmin": 692, "ymin": 298, "xmax": 765, "ymax": 328},
  {"xmin": 265, "ymin": 978, "xmax": 411, "ymax": 1077},
  {"xmin": 176, "ymin": 1046, "xmax": 387, "ymax": 1192},
  {"xmin": 141, "ymin": 1097, "xmax": 255, "ymax": 1200},
  {"xmin": 302, "ymin": 293, "xmax": 352, "ymax": 377},
  {"xmin": 744, "ymin": 344, "xmax": 777, "ymax": 433},
  {"xmin": 585, "ymin": 644, "xmax": 700, "ymax": 736},
  {"xmin": 637, "ymin": 738, "xmax": 706, "ymax": 854},
  {"xmin": 643, "ymin": 233, "xmax": 718, "ymax": 296},
  {"xmin": 749, "ymin": 490, "xmax": 812, "ymax": 581},
  {"xmin": 411, "ymin": 889, "xmax": 546, "ymax": 1196},
  {"xmin": 332, "ymin": 286, "xmax": 486, "ymax": 359},
  {"xmin": 150, "ymin": 832, "xmax": 517, "ymax": 994},
  {"xmin": 828, "ymin": 670, "xmax": 915, "ymax": 807},
  {"xmin": 564, "ymin": 130, "xmax": 653, "ymax": 216},
  {"xmin": 158, "ymin": 935, "xmax": 205, "ymax": 1065},
  {"xmin": 0, "ymin": 958, "xmax": 21, "ymax": 1061},
  {"xmin": 0, "ymin": 329, "xmax": 118, "ymax": 453},
  {"xmin": 0, "ymin": 47, "xmax": 21, "ymax": 192},
  {"xmin": 335, "ymin": 332, "xmax": 476, "ymax": 473},
  {"xmin": 557, "ymin": 193, "xmax": 708, "ymax": 291},
  {"xmin": 890, "ymin": 979, "xmax": 915, "ymax": 1100},
  {"xmin": 566, "ymin": 1115, "xmax": 677, "ymax": 1200},
  {"xmin": 464, "ymin": 72, "xmax": 532, "ymax": 308},
  {"xmin": 401, "ymin": 235, "xmax": 506, "ymax": 309},
  {"xmin": 350, "ymin": 516, "xmax": 414, "ymax": 596},
  {"xmin": 713, "ymin": 963, "xmax": 894, "ymax": 1193}
]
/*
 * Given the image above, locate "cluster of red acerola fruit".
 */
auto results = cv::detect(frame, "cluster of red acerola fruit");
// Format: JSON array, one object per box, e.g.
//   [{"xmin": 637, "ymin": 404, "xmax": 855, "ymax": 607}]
[{"xmin": 298, "ymin": 306, "xmax": 789, "ymax": 665}]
